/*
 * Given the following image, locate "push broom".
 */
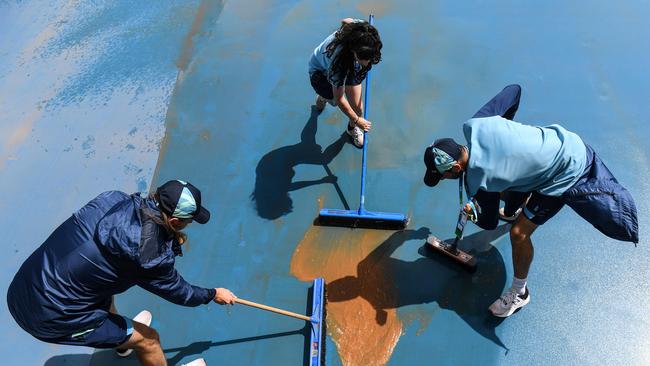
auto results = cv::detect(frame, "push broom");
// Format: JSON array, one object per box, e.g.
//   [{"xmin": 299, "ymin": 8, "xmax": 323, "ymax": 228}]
[
  {"xmin": 234, "ymin": 278, "xmax": 326, "ymax": 366},
  {"xmin": 317, "ymin": 14, "xmax": 409, "ymax": 230}
]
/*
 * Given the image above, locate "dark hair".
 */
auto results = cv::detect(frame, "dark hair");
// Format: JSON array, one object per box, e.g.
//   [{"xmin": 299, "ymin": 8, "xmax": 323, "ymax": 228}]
[
  {"xmin": 325, "ymin": 21, "xmax": 382, "ymax": 84},
  {"xmin": 148, "ymin": 193, "xmax": 188, "ymax": 245}
]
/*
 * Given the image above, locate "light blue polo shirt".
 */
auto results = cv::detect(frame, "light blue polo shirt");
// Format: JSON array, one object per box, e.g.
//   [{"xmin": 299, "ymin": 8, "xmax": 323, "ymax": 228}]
[{"xmin": 463, "ymin": 116, "xmax": 587, "ymax": 197}]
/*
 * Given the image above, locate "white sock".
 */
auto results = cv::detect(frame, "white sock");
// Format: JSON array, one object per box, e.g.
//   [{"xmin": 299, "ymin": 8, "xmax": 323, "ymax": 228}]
[{"xmin": 511, "ymin": 276, "xmax": 527, "ymax": 295}]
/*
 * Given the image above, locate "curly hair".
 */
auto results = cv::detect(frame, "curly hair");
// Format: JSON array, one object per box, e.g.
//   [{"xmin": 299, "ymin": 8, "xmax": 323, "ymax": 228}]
[{"xmin": 325, "ymin": 21, "xmax": 382, "ymax": 85}]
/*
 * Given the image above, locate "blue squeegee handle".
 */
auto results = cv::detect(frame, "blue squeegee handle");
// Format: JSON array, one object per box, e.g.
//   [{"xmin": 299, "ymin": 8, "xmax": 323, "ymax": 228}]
[{"xmin": 358, "ymin": 14, "xmax": 374, "ymax": 215}]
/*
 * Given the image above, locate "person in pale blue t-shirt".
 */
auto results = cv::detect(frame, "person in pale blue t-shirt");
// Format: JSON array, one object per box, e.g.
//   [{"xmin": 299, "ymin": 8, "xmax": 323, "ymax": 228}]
[
  {"xmin": 422, "ymin": 85, "xmax": 638, "ymax": 318},
  {"xmin": 308, "ymin": 18, "xmax": 382, "ymax": 148}
]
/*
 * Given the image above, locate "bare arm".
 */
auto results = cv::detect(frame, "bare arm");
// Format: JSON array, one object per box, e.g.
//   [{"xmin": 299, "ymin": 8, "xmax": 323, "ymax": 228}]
[
  {"xmin": 333, "ymin": 85, "xmax": 357, "ymax": 121},
  {"xmin": 333, "ymin": 85, "xmax": 372, "ymax": 131}
]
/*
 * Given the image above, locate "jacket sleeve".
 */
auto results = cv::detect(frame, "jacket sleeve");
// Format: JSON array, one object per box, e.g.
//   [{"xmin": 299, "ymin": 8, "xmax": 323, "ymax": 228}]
[
  {"xmin": 472, "ymin": 189, "xmax": 500, "ymax": 230},
  {"xmin": 137, "ymin": 265, "xmax": 216, "ymax": 307}
]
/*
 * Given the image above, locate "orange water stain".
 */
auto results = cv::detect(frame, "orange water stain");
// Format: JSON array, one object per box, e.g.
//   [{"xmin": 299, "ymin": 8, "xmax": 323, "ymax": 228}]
[
  {"xmin": 200, "ymin": 129, "xmax": 211, "ymax": 141},
  {"xmin": 1, "ymin": 108, "xmax": 42, "ymax": 170},
  {"xmin": 290, "ymin": 224, "xmax": 404, "ymax": 366},
  {"xmin": 356, "ymin": 0, "xmax": 395, "ymax": 17},
  {"xmin": 151, "ymin": 0, "xmax": 212, "ymax": 187},
  {"xmin": 323, "ymin": 112, "xmax": 344, "ymax": 126},
  {"xmin": 176, "ymin": 0, "xmax": 210, "ymax": 71},
  {"xmin": 399, "ymin": 307, "xmax": 435, "ymax": 336}
]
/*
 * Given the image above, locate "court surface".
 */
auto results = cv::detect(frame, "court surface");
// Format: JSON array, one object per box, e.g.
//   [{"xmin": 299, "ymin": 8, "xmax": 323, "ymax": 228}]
[{"xmin": 1, "ymin": 1, "xmax": 649, "ymax": 365}]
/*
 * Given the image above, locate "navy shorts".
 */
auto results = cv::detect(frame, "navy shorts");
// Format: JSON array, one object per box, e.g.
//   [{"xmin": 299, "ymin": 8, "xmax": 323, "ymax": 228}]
[
  {"xmin": 309, "ymin": 70, "xmax": 362, "ymax": 100},
  {"xmin": 522, "ymin": 191, "xmax": 565, "ymax": 225},
  {"xmin": 41, "ymin": 312, "xmax": 134, "ymax": 349}
]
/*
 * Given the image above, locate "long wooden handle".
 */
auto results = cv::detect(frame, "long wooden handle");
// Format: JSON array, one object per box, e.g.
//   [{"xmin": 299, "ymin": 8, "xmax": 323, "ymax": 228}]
[{"xmin": 234, "ymin": 298, "xmax": 311, "ymax": 322}]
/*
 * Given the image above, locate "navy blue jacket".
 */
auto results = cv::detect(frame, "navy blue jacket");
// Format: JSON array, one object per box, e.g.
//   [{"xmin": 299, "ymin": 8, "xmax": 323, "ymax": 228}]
[
  {"xmin": 562, "ymin": 145, "xmax": 638, "ymax": 243},
  {"xmin": 7, "ymin": 191, "xmax": 215, "ymax": 340}
]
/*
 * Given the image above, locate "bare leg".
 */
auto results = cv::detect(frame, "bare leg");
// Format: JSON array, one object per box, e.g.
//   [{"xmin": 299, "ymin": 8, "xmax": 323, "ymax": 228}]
[
  {"xmin": 345, "ymin": 84, "xmax": 363, "ymax": 119},
  {"xmin": 118, "ymin": 321, "xmax": 167, "ymax": 366},
  {"xmin": 110, "ymin": 296, "xmax": 117, "ymax": 314},
  {"xmin": 342, "ymin": 84, "xmax": 365, "ymax": 147},
  {"xmin": 509, "ymin": 215, "xmax": 538, "ymax": 279},
  {"xmin": 489, "ymin": 216, "xmax": 537, "ymax": 316}
]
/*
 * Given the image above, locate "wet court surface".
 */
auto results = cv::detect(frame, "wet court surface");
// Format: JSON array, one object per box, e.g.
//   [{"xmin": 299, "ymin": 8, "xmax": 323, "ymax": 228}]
[{"xmin": 1, "ymin": 1, "xmax": 649, "ymax": 365}]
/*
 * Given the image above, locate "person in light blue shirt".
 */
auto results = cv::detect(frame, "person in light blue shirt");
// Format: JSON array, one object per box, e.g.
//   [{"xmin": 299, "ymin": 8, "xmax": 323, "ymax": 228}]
[
  {"xmin": 308, "ymin": 18, "xmax": 382, "ymax": 148},
  {"xmin": 422, "ymin": 85, "xmax": 638, "ymax": 318}
]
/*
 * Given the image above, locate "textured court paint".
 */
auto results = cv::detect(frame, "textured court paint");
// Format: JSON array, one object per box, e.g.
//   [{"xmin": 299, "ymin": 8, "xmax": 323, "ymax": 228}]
[
  {"xmin": 176, "ymin": 0, "xmax": 213, "ymax": 72},
  {"xmin": 3, "ymin": 1, "xmax": 650, "ymax": 365},
  {"xmin": 150, "ymin": 0, "xmax": 225, "ymax": 189},
  {"xmin": 1, "ymin": 109, "xmax": 40, "ymax": 169},
  {"xmin": 1, "ymin": 1, "xmax": 205, "ymax": 365}
]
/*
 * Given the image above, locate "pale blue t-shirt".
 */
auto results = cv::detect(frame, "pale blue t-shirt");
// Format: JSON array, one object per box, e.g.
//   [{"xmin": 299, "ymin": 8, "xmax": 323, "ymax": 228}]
[
  {"xmin": 463, "ymin": 116, "xmax": 587, "ymax": 197},
  {"xmin": 309, "ymin": 32, "xmax": 337, "ymax": 76}
]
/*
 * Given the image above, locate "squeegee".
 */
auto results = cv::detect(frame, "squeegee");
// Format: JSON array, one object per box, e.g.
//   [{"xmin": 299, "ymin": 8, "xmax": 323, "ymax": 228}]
[
  {"xmin": 426, "ymin": 175, "xmax": 477, "ymax": 270},
  {"xmin": 234, "ymin": 278, "xmax": 326, "ymax": 366}
]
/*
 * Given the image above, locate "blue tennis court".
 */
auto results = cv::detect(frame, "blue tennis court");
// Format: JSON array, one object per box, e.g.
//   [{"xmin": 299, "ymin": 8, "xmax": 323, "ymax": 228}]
[{"xmin": 1, "ymin": 1, "xmax": 649, "ymax": 365}]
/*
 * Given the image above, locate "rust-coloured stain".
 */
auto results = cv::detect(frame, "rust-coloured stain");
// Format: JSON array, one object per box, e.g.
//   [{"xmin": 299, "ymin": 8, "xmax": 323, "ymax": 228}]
[
  {"xmin": 200, "ymin": 128, "xmax": 211, "ymax": 141},
  {"xmin": 290, "ymin": 225, "xmax": 402, "ymax": 366},
  {"xmin": 323, "ymin": 112, "xmax": 344, "ymax": 126},
  {"xmin": 1, "ymin": 109, "xmax": 41, "ymax": 169},
  {"xmin": 152, "ymin": 0, "xmax": 223, "ymax": 188},
  {"xmin": 290, "ymin": 213, "xmax": 509, "ymax": 363},
  {"xmin": 356, "ymin": 0, "xmax": 395, "ymax": 17},
  {"xmin": 176, "ymin": 0, "xmax": 209, "ymax": 71}
]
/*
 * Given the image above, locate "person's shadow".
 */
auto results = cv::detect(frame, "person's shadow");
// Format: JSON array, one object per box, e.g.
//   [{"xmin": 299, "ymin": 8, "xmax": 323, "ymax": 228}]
[
  {"xmin": 44, "ymin": 328, "xmax": 309, "ymax": 366},
  {"xmin": 327, "ymin": 225, "xmax": 511, "ymax": 350},
  {"xmin": 251, "ymin": 106, "xmax": 349, "ymax": 220}
]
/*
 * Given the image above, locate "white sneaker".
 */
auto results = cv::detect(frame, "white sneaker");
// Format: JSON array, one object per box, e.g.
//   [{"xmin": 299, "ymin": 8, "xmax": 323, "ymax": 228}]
[
  {"xmin": 499, "ymin": 207, "xmax": 522, "ymax": 222},
  {"xmin": 183, "ymin": 358, "xmax": 207, "ymax": 366},
  {"xmin": 116, "ymin": 310, "xmax": 153, "ymax": 357},
  {"xmin": 346, "ymin": 124, "xmax": 364, "ymax": 148},
  {"xmin": 315, "ymin": 95, "xmax": 327, "ymax": 111},
  {"xmin": 315, "ymin": 95, "xmax": 336, "ymax": 112},
  {"xmin": 489, "ymin": 288, "xmax": 530, "ymax": 317}
]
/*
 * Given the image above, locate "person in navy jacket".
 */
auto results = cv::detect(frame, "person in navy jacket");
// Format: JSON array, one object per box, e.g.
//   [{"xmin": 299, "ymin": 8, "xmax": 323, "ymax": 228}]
[{"xmin": 7, "ymin": 180, "xmax": 235, "ymax": 366}]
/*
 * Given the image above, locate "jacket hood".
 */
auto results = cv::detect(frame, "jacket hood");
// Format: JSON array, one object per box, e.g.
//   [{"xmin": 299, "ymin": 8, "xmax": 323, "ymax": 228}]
[{"xmin": 95, "ymin": 194, "xmax": 177, "ymax": 268}]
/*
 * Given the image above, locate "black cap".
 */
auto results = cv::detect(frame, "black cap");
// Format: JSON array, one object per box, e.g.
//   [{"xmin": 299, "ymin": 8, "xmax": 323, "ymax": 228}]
[
  {"xmin": 423, "ymin": 138, "xmax": 463, "ymax": 187},
  {"xmin": 156, "ymin": 180, "xmax": 211, "ymax": 224}
]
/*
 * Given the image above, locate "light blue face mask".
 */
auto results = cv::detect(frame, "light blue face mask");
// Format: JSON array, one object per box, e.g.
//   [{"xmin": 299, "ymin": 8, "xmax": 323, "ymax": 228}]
[{"xmin": 431, "ymin": 147, "xmax": 456, "ymax": 174}]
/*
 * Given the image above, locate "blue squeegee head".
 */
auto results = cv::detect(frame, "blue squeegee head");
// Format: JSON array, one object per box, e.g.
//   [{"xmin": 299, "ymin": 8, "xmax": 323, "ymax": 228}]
[
  {"xmin": 309, "ymin": 278, "xmax": 326, "ymax": 366},
  {"xmin": 318, "ymin": 209, "xmax": 409, "ymax": 230}
]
